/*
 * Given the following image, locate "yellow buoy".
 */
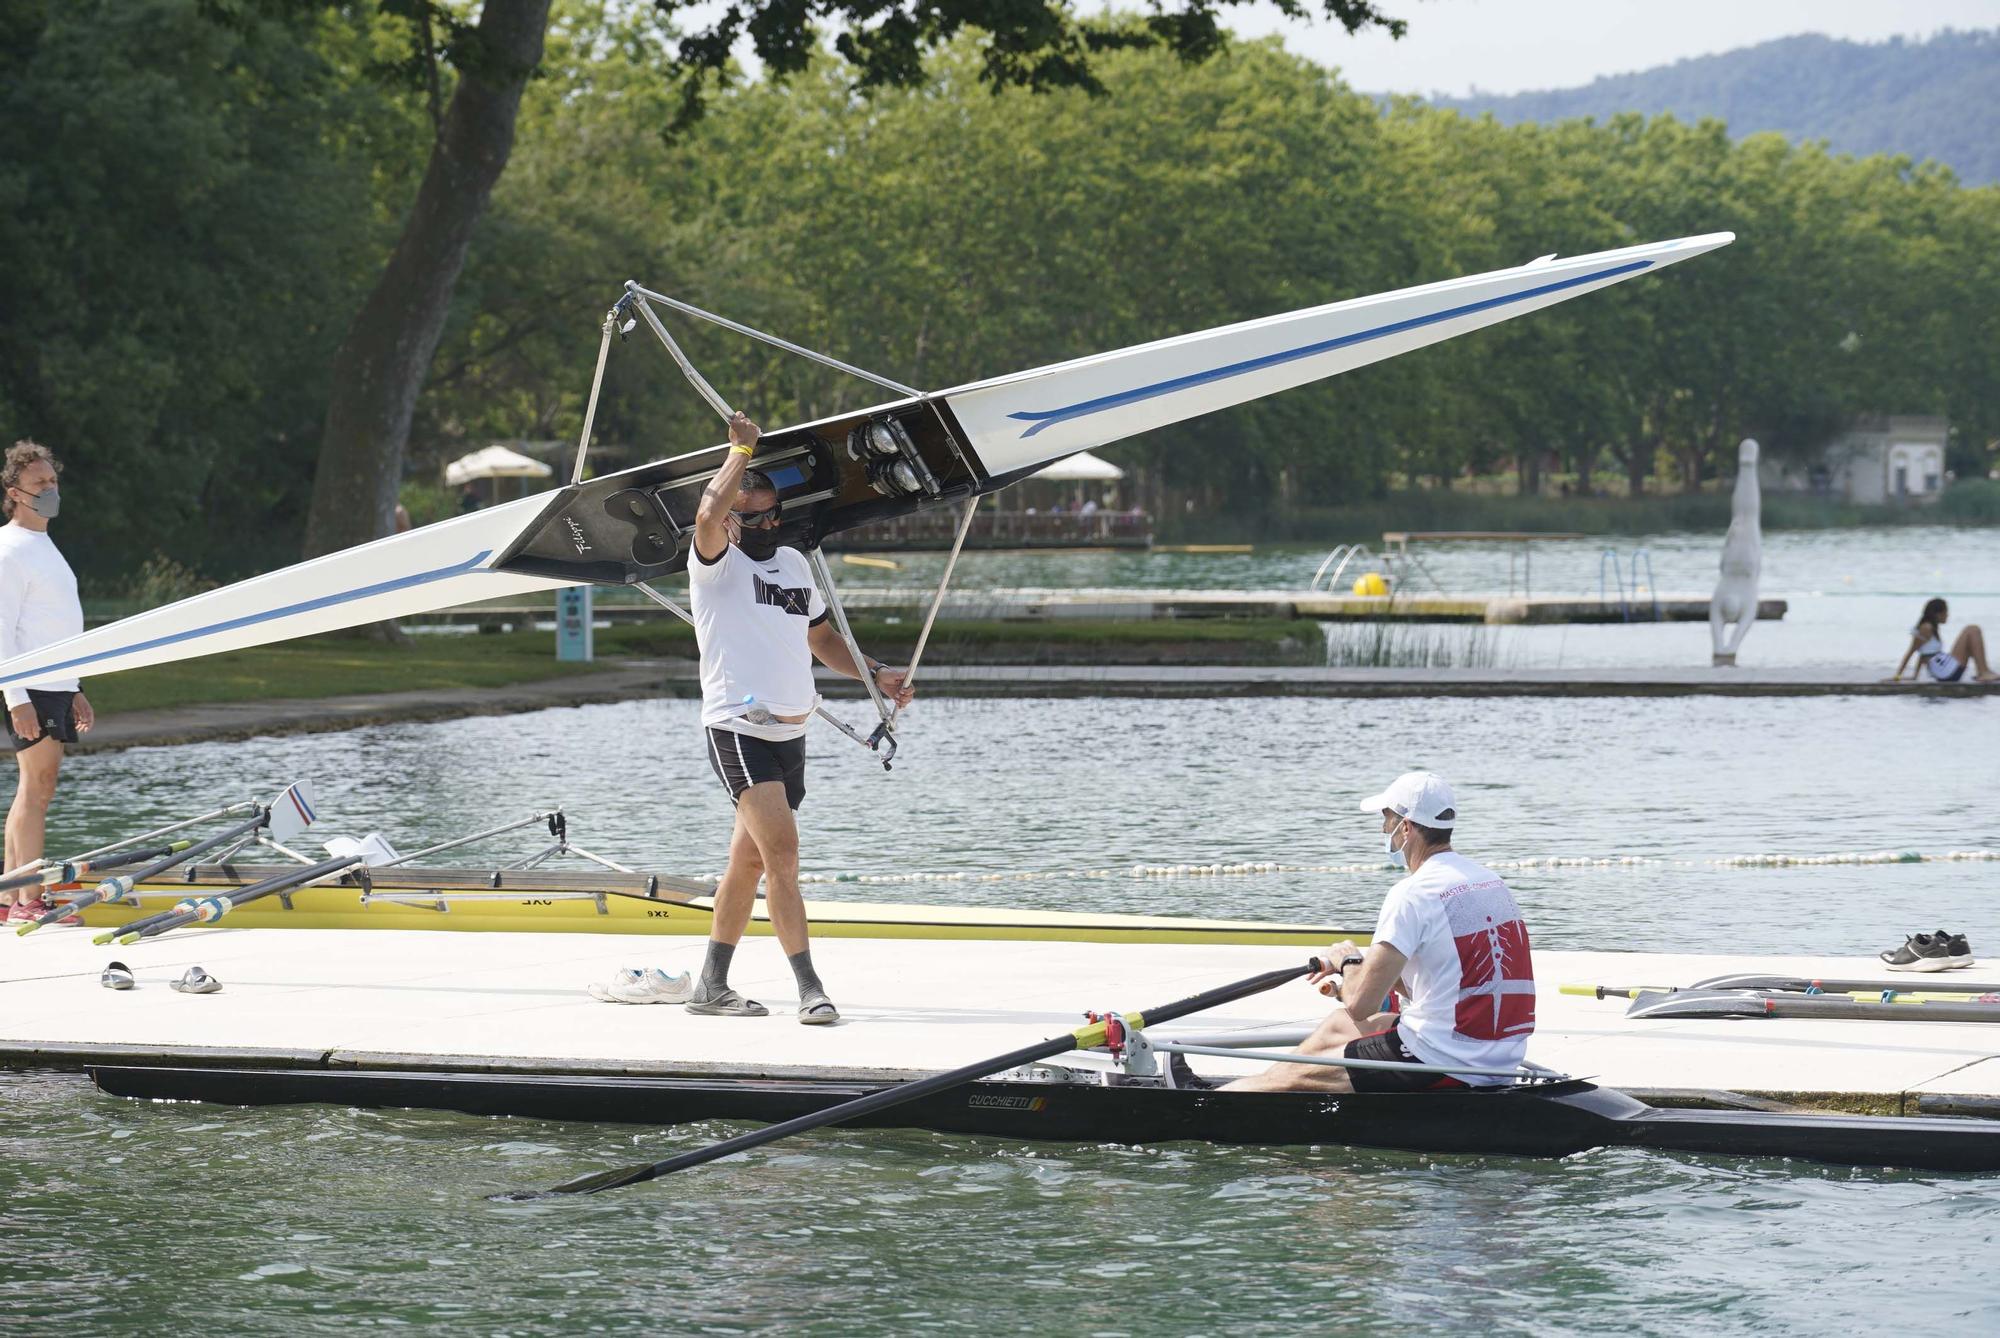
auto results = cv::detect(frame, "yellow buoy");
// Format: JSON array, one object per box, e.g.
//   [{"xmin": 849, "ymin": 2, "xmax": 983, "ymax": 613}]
[{"xmin": 1352, "ymin": 571, "xmax": 1389, "ymax": 597}]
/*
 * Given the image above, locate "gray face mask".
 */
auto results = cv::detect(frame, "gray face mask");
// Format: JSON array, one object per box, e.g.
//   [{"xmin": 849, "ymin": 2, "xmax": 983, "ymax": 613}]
[{"xmin": 19, "ymin": 486, "xmax": 57, "ymax": 520}]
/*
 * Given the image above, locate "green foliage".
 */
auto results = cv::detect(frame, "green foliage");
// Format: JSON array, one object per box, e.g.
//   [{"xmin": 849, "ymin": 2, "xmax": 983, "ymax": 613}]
[
  {"xmin": 123, "ymin": 555, "xmax": 216, "ymax": 607},
  {"xmin": 1434, "ymin": 30, "xmax": 2000, "ymax": 186},
  {"xmin": 424, "ymin": 22, "xmax": 2000, "ymax": 528},
  {"xmin": 645, "ymin": 0, "xmax": 1405, "ymax": 132},
  {"xmin": 0, "ymin": 0, "xmax": 427, "ymax": 581},
  {"xmin": 1940, "ymin": 479, "xmax": 2000, "ymax": 524},
  {"xmin": 398, "ymin": 480, "xmax": 458, "ymax": 528},
  {"xmin": 10, "ymin": 5, "xmax": 2000, "ymax": 596}
]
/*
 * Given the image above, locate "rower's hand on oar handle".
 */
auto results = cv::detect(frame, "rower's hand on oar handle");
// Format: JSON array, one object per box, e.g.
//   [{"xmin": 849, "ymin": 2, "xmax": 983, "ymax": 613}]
[{"xmin": 1309, "ymin": 942, "xmax": 1367, "ymax": 998}]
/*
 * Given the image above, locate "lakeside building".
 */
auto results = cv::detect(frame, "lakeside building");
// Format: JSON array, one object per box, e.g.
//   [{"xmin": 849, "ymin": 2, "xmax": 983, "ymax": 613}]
[{"xmin": 1761, "ymin": 415, "xmax": 1951, "ymax": 505}]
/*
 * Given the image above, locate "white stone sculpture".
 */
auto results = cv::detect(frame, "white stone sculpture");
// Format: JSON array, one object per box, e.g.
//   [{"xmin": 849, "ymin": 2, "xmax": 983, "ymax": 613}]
[{"xmin": 1710, "ymin": 437, "xmax": 1762, "ymax": 666}]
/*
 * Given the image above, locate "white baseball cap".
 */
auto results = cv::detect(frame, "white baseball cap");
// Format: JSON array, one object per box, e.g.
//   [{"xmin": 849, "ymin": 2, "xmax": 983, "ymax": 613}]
[{"xmin": 1358, "ymin": 771, "xmax": 1457, "ymax": 828}]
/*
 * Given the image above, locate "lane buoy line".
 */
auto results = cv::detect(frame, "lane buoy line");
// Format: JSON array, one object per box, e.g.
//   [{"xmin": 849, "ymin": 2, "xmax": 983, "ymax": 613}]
[{"xmin": 797, "ymin": 849, "xmax": 2000, "ymax": 886}]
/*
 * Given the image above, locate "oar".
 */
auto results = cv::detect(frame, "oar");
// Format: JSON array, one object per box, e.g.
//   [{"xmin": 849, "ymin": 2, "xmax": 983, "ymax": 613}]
[
  {"xmin": 0, "ymin": 799, "xmax": 263, "ymax": 891},
  {"xmin": 1564, "ymin": 983, "xmax": 1998, "ymax": 1005},
  {"xmin": 97, "ymin": 854, "xmax": 361, "ymax": 945},
  {"xmin": 14, "ymin": 840, "xmax": 194, "ymax": 933},
  {"xmin": 2, "ymin": 838, "xmax": 197, "ymax": 898},
  {"xmin": 500, "ymin": 958, "xmax": 1323, "ymax": 1200},
  {"xmin": 1625, "ymin": 988, "xmax": 2000, "ymax": 1023},
  {"xmin": 18, "ymin": 810, "xmax": 272, "ymax": 936},
  {"xmin": 1693, "ymin": 973, "xmax": 2000, "ymax": 995}
]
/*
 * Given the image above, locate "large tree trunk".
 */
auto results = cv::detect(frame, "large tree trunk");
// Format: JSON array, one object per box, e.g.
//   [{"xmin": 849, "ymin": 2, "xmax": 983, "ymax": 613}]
[{"xmin": 302, "ymin": 0, "xmax": 551, "ymax": 560}]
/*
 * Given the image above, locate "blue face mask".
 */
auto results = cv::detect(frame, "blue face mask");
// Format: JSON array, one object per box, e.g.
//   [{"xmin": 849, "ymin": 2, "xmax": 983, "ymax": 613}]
[{"xmin": 1384, "ymin": 817, "xmax": 1408, "ymax": 869}]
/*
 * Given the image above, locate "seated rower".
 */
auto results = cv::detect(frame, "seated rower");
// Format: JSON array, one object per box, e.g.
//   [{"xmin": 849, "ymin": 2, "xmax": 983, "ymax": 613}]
[{"xmin": 1224, "ymin": 772, "xmax": 1535, "ymax": 1093}]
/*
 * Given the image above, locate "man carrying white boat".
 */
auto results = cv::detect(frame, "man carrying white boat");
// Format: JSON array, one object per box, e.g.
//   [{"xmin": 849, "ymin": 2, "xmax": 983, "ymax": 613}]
[
  {"xmin": 685, "ymin": 411, "xmax": 913, "ymax": 1024},
  {"xmin": 1226, "ymin": 772, "xmax": 1536, "ymax": 1093}
]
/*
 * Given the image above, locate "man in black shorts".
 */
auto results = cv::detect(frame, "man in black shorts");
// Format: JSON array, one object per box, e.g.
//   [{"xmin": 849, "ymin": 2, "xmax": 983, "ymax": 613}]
[
  {"xmin": 684, "ymin": 410, "xmax": 912, "ymax": 1023},
  {"xmin": 0, "ymin": 441, "xmax": 93, "ymax": 925},
  {"xmin": 1224, "ymin": 772, "xmax": 1536, "ymax": 1093}
]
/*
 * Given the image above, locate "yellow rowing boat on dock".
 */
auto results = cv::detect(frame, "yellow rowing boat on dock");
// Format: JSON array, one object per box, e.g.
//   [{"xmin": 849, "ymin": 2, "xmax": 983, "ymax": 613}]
[{"xmin": 70, "ymin": 863, "xmax": 1362, "ymax": 946}]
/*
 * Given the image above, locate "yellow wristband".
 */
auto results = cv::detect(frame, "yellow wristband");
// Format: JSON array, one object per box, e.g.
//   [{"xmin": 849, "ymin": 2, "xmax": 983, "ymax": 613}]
[{"xmin": 730, "ymin": 444, "xmax": 754, "ymax": 457}]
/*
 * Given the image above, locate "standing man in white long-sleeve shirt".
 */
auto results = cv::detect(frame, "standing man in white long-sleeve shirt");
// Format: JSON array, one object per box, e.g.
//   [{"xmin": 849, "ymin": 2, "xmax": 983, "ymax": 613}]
[{"xmin": 0, "ymin": 441, "xmax": 92, "ymax": 923}]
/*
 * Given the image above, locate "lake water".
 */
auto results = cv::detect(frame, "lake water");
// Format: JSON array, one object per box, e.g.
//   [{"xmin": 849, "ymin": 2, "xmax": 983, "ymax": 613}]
[{"xmin": 6, "ymin": 527, "xmax": 2000, "ymax": 1334}]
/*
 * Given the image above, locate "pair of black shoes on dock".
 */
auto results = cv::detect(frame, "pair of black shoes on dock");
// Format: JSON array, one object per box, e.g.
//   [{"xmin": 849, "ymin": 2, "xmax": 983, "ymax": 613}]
[{"xmin": 1880, "ymin": 929, "xmax": 1976, "ymax": 972}]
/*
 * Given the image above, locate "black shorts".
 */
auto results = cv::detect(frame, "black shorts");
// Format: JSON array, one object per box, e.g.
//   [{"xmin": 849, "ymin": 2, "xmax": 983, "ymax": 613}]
[
  {"xmin": 1343, "ymin": 1020, "xmax": 1470, "ymax": 1093},
  {"xmin": 8, "ymin": 689, "xmax": 78, "ymax": 751},
  {"xmin": 706, "ymin": 726, "xmax": 806, "ymax": 810}
]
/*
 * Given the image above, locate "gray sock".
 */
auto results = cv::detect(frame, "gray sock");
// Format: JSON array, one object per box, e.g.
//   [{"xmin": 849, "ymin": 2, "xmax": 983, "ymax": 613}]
[
  {"xmin": 788, "ymin": 948, "xmax": 826, "ymax": 998},
  {"xmin": 699, "ymin": 940, "xmax": 735, "ymax": 996}
]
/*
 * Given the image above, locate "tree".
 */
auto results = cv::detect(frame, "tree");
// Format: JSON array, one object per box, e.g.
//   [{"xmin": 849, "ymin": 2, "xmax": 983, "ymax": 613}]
[{"xmin": 293, "ymin": 0, "xmax": 1411, "ymax": 561}]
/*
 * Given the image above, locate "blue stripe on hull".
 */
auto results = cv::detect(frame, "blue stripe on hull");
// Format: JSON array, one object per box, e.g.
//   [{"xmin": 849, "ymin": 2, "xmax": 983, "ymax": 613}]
[
  {"xmin": 1006, "ymin": 259, "xmax": 1652, "ymax": 438},
  {"xmin": 0, "ymin": 550, "xmax": 495, "ymax": 686}
]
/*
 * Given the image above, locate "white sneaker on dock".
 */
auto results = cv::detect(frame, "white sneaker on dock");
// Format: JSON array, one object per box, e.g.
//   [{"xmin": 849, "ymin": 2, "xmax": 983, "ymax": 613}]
[{"xmin": 587, "ymin": 967, "xmax": 694, "ymax": 1004}]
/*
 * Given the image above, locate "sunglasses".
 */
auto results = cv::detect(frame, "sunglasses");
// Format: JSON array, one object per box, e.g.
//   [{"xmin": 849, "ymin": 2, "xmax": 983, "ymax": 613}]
[{"xmin": 730, "ymin": 506, "xmax": 780, "ymax": 528}]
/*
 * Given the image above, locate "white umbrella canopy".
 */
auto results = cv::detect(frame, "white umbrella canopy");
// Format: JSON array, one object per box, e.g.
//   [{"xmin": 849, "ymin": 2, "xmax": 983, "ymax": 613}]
[
  {"xmin": 444, "ymin": 444, "xmax": 555, "ymax": 486},
  {"xmin": 1029, "ymin": 450, "xmax": 1124, "ymax": 482}
]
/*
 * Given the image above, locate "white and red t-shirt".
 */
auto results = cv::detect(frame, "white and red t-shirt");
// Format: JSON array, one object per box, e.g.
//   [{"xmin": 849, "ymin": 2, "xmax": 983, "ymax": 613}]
[{"xmin": 1372, "ymin": 850, "xmax": 1535, "ymax": 1084}]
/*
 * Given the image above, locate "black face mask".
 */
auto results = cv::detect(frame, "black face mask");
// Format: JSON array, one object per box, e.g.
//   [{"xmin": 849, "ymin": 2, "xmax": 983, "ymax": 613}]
[{"xmin": 736, "ymin": 526, "xmax": 782, "ymax": 561}]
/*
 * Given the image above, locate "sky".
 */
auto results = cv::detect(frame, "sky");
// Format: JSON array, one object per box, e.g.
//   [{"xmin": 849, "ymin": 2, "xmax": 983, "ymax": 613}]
[{"xmin": 1220, "ymin": 0, "xmax": 2000, "ymax": 97}]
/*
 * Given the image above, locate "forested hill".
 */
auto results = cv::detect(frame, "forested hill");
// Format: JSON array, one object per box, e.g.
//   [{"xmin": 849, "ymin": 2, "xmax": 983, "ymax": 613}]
[{"xmin": 1429, "ymin": 29, "xmax": 2000, "ymax": 185}]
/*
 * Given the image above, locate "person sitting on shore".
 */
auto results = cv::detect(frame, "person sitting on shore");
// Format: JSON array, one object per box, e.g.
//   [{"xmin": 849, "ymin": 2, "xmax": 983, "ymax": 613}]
[
  {"xmin": 1222, "ymin": 772, "xmax": 1535, "ymax": 1094},
  {"xmin": 1892, "ymin": 598, "xmax": 1998, "ymax": 684}
]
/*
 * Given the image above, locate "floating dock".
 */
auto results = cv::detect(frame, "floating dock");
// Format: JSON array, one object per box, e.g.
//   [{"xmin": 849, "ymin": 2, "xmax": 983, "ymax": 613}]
[
  {"xmin": 818, "ymin": 666, "xmax": 2000, "ymax": 699},
  {"xmin": 433, "ymin": 590, "xmax": 1789, "ymax": 626},
  {"xmin": 70, "ymin": 661, "xmax": 1996, "ymax": 754},
  {"xmin": 4, "ymin": 926, "xmax": 1994, "ymax": 1109}
]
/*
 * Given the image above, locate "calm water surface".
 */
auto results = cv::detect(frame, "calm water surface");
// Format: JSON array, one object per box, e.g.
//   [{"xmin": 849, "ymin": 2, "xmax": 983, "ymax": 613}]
[{"xmin": 8, "ymin": 531, "xmax": 2000, "ymax": 1333}]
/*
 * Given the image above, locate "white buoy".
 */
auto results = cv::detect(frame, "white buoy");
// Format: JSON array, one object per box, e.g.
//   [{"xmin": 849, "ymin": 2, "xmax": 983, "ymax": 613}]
[{"xmin": 1711, "ymin": 438, "xmax": 1763, "ymax": 666}]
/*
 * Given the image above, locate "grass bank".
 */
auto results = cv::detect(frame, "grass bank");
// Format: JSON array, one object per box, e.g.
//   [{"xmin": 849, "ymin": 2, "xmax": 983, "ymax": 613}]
[
  {"xmin": 84, "ymin": 632, "xmax": 603, "ymax": 715},
  {"xmin": 83, "ymin": 618, "xmax": 1321, "ymax": 715}
]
